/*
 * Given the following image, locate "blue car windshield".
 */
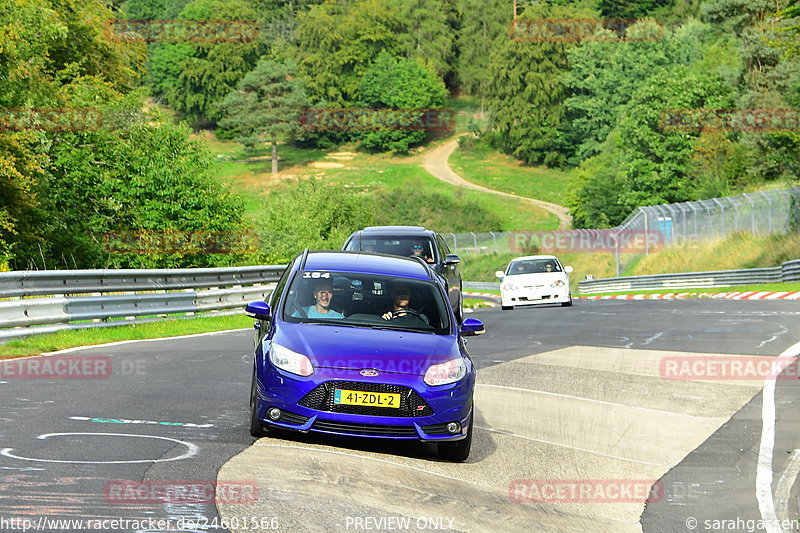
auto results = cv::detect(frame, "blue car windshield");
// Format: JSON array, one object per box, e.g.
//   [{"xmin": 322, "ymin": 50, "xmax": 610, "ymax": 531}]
[{"xmin": 282, "ymin": 270, "xmax": 450, "ymax": 335}]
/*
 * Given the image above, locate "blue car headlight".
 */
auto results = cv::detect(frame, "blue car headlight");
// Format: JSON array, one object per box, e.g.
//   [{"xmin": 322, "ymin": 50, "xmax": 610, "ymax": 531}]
[
  {"xmin": 424, "ymin": 358, "xmax": 467, "ymax": 386},
  {"xmin": 269, "ymin": 343, "xmax": 314, "ymax": 377}
]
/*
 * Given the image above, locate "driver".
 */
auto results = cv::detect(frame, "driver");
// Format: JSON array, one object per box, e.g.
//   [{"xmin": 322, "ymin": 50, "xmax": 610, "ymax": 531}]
[{"xmin": 381, "ymin": 282, "xmax": 427, "ymax": 322}]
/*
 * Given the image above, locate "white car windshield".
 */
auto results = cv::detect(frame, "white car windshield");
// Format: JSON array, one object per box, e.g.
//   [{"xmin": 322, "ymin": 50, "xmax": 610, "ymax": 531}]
[{"xmin": 507, "ymin": 260, "xmax": 562, "ymax": 275}]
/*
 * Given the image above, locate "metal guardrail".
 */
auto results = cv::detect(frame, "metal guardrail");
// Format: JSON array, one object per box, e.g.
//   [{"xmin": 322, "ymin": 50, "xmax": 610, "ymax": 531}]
[
  {"xmin": 0, "ymin": 265, "xmax": 284, "ymax": 298},
  {"xmin": 0, "ymin": 266, "xmax": 284, "ymax": 340},
  {"xmin": 464, "ymin": 282, "xmax": 501, "ymax": 291},
  {"xmin": 578, "ymin": 259, "xmax": 800, "ymax": 294}
]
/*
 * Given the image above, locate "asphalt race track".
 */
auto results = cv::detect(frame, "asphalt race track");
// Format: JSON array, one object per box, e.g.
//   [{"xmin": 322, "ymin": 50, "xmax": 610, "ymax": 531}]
[{"xmin": 1, "ymin": 299, "xmax": 799, "ymax": 533}]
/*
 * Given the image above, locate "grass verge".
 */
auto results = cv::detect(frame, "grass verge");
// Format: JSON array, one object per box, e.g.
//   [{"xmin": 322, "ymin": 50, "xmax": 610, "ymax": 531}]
[
  {"xmin": 578, "ymin": 282, "xmax": 800, "ymax": 297},
  {"xmin": 450, "ymin": 142, "xmax": 573, "ymax": 206},
  {"xmin": 0, "ymin": 314, "xmax": 253, "ymax": 360}
]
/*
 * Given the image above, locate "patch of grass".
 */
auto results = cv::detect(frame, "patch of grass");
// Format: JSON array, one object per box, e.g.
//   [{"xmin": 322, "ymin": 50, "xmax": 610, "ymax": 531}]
[
  {"xmin": 450, "ymin": 142, "xmax": 573, "ymax": 206},
  {"xmin": 459, "ymin": 251, "xmax": 617, "ymax": 283},
  {"xmin": 630, "ymin": 232, "xmax": 800, "ymax": 276},
  {"xmin": 324, "ymin": 158, "xmax": 559, "ymax": 231},
  {"xmin": 463, "ymin": 298, "xmax": 495, "ymax": 309},
  {"xmin": 578, "ymin": 282, "xmax": 800, "ymax": 297},
  {"xmin": 0, "ymin": 314, "xmax": 253, "ymax": 360}
]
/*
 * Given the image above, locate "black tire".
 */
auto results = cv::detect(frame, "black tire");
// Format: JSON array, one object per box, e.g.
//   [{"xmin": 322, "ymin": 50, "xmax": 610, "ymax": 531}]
[
  {"xmin": 561, "ymin": 295, "xmax": 573, "ymax": 307},
  {"xmin": 501, "ymin": 305, "xmax": 514, "ymax": 311},
  {"xmin": 249, "ymin": 370, "xmax": 267, "ymax": 438},
  {"xmin": 438, "ymin": 411, "xmax": 473, "ymax": 462}
]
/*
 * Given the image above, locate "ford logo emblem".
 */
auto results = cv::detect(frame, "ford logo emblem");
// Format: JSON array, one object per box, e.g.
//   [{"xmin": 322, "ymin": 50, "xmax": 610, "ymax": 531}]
[{"xmin": 360, "ymin": 369, "xmax": 379, "ymax": 377}]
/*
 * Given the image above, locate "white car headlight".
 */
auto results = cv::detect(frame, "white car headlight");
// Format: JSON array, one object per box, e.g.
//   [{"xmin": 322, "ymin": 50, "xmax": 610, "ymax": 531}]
[
  {"xmin": 424, "ymin": 358, "xmax": 467, "ymax": 386},
  {"xmin": 504, "ymin": 283, "xmax": 517, "ymax": 291},
  {"xmin": 551, "ymin": 280, "xmax": 566, "ymax": 287},
  {"xmin": 269, "ymin": 343, "xmax": 314, "ymax": 376}
]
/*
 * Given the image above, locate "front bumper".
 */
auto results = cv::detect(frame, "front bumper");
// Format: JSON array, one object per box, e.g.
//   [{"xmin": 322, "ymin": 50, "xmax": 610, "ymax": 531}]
[
  {"xmin": 253, "ymin": 366, "xmax": 474, "ymax": 441},
  {"xmin": 501, "ymin": 287, "xmax": 570, "ymax": 306}
]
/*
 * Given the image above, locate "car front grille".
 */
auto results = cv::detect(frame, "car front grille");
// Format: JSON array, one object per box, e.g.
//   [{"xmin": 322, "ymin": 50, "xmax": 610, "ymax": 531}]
[
  {"xmin": 313, "ymin": 420, "xmax": 417, "ymax": 436},
  {"xmin": 298, "ymin": 381, "xmax": 433, "ymax": 417}
]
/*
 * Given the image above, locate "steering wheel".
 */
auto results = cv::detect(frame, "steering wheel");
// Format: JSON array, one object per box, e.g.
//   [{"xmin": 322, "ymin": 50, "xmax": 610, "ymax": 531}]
[{"xmin": 390, "ymin": 308, "xmax": 427, "ymax": 322}]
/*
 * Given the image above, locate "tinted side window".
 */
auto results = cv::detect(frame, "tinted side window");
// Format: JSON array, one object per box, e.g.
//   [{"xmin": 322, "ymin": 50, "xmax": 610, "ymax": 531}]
[
  {"xmin": 436, "ymin": 234, "xmax": 451, "ymax": 258},
  {"xmin": 270, "ymin": 259, "xmax": 294, "ymax": 308}
]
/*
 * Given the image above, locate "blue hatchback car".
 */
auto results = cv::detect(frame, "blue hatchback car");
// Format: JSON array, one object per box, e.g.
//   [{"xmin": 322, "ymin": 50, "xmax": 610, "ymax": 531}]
[{"xmin": 245, "ymin": 250, "xmax": 484, "ymax": 461}]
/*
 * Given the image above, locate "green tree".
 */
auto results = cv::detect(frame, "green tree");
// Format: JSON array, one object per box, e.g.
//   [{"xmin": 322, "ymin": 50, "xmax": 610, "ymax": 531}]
[
  {"xmin": 563, "ymin": 20, "xmax": 677, "ymax": 163},
  {"xmin": 388, "ymin": 0, "xmax": 456, "ymax": 83},
  {"xmin": 455, "ymin": 0, "xmax": 510, "ymax": 100},
  {"xmin": 485, "ymin": 4, "xmax": 593, "ymax": 166},
  {"xmin": 356, "ymin": 52, "xmax": 448, "ymax": 152},
  {"xmin": 218, "ymin": 59, "xmax": 308, "ymax": 175},
  {"xmin": 294, "ymin": 0, "xmax": 402, "ymax": 105},
  {"xmin": 148, "ymin": 0, "xmax": 262, "ymax": 125}
]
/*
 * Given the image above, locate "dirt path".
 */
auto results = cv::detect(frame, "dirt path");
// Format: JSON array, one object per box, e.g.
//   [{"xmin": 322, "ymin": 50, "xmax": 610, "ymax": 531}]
[{"xmin": 422, "ymin": 137, "xmax": 572, "ymax": 229}]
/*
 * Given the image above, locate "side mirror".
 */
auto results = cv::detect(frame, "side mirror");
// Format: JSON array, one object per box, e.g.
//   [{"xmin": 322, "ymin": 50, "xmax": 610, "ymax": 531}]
[
  {"xmin": 245, "ymin": 301, "xmax": 271, "ymax": 320},
  {"xmin": 444, "ymin": 254, "xmax": 460, "ymax": 265},
  {"xmin": 564, "ymin": 266, "xmax": 574, "ymax": 274},
  {"xmin": 495, "ymin": 270, "xmax": 505, "ymax": 279},
  {"xmin": 460, "ymin": 317, "xmax": 485, "ymax": 336}
]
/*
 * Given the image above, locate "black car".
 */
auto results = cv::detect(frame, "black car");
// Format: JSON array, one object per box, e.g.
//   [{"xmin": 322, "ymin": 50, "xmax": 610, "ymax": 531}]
[{"xmin": 343, "ymin": 226, "xmax": 463, "ymax": 323}]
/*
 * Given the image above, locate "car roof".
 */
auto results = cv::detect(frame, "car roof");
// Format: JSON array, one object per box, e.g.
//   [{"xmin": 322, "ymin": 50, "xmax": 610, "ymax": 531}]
[
  {"xmin": 356, "ymin": 226, "xmax": 432, "ymax": 236},
  {"xmin": 302, "ymin": 251, "xmax": 433, "ymax": 280}
]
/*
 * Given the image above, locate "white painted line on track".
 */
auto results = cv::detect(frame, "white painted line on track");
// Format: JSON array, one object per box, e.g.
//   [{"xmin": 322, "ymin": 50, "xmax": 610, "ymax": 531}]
[
  {"xmin": 775, "ymin": 449, "xmax": 800, "ymax": 527},
  {"xmin": 1, "ymin": 432, "xmax": 198, "ymax": 464},
  {"xmin": 475, "ymin": 425, "xmax": 669, "ymax": 467},
  {"xmin": 756, "ymin": 340, "xmax": 800, "ymax": 533},
  {"xmin": 477, "ymin": 383, "xmax": 716, "ymax": 419}
]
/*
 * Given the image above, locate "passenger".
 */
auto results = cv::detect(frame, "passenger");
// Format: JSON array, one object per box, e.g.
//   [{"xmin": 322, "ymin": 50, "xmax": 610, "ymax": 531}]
[
  {"xmin": 293, "ymin": 279, "xmax": 344, "ymax": 319},
  {"xmin": 544, "ymin": 263, "xmax": 554, "ymax": 272}
]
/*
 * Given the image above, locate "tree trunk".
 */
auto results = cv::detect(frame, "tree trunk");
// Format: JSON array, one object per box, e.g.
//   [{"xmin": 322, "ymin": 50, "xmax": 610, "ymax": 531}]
[{"xmin": 271, "ymin": 138, "xmax": 278, "ymax": 176}]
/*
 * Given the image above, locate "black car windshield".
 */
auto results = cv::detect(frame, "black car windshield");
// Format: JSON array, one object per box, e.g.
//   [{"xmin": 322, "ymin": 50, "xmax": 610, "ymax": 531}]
[
  {"xmin": 282, "ymin": 270, "xmax": 450, "ymax": 334},
  {"xmin": 507, "ymin": 259, "xmax": 562, "ymax": 275},
  {"xmin": 345, "ymin": 236, "xmax": 435, "ymax": 263}
]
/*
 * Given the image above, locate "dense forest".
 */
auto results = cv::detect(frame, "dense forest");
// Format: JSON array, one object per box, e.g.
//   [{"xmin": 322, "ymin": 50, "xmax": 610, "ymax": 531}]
[{"xmin": 1, "ymin": 0, "xmax": 798, "ymax": 270}]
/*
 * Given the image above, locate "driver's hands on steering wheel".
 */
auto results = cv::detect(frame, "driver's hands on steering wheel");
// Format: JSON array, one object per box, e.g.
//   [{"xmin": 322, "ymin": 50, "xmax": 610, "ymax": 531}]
[{"xmin": 381, "ymin": 308, "xmax": 425, "ymax": 321}]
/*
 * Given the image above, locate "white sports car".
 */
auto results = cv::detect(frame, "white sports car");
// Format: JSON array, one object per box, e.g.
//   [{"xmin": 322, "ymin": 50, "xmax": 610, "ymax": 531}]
[{"xmin": 496, "ymin": 255, "xmax": 573, "ymax": 309}]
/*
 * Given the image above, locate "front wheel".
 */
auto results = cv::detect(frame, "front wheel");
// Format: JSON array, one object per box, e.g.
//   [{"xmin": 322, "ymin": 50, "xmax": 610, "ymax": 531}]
[
  {"xmin": 249, "ymin": 370, "xmax": 267, "ymax": 438},
  {"xmin": 438, "ymin": 411, "xmax": 472, "ymax": 462},
  {"xmin": 561, "ymin": 294, "xmax": 573, "ymax": 307},
  {"xmin": 501, "ymin": 305, "xmax": 514, "ymax": 311}
]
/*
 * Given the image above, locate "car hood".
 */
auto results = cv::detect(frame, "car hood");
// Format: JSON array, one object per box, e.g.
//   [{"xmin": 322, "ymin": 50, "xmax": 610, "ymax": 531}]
[
  {"xmin": 502, "ymin": 273, "xmax": 568, "ymax": 285},
  {"xmin": 272, "ymin": 322, "xmax": 461, "ymax": 376}
]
